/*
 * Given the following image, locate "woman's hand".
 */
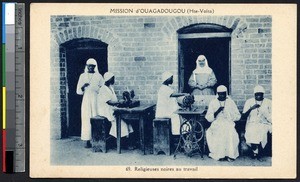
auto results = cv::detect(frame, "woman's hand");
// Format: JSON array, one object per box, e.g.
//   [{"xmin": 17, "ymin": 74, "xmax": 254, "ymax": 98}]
[
  {"xmin": 81, "ymin": 83, "xmax": 90, "ymax": 91},
  {"xmin": 197, "ymin": 84, "xmax": 205, "ymax": 90},
  {"xmin": 250, "ymin": 104, "xmax": 260, "ymax": 110},
  {"xmin": 214, "ymin": 106, "xmax": 224, "ymax": 118}
]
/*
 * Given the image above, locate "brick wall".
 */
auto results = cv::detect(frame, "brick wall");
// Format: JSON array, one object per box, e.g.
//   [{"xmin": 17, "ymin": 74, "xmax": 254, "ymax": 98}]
[{"xmin": 50, "ymin": 15, "xmax": 272, "ymax": 139}]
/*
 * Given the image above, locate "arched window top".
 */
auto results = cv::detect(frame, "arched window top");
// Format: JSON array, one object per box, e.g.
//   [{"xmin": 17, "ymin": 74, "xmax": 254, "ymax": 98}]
[
  {"xmin": 177, "ymin": 23, "xmax": 232, "ymax": 39},
  {"xmin": 177, "ymin": 23, "xmax": 232, "ymax": 34},
  {"xmin": 61, "ymin": 38, "xmax": 108, "ymax": 50}
]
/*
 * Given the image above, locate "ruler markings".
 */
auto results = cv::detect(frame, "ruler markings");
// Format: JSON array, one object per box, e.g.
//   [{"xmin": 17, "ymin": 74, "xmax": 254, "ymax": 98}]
[
  {"xmin": 14, "ymin": 3, "xmax": 25, "ymax": 172},
  {"xmin": 2, "ymin": 2, "xmax": 25, "ymax": 173}
]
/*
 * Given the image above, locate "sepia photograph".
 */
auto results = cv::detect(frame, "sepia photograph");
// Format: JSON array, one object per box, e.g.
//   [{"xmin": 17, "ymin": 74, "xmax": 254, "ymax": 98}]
[
  {"xmin": 30, "ymin": 3, "xmax": 296, "ymax": 178},
  {"xmin": 50, "ymin": 14, "xmax": 272, "ymax": 167}
]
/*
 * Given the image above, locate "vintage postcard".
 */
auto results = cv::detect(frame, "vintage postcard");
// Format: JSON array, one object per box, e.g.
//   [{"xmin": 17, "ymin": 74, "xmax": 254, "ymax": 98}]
[{"xmin": 30, "ymin": 3, "xmax": 296, "ymax": 178}]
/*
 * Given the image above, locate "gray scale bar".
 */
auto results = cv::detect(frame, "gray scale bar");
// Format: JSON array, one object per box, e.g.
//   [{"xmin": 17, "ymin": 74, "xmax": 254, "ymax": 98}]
[
  {"xmin": 15, "ymin": 149, "xmax": 25, "ymax": 172},
  {"xmin": 14, "ymin": 3, "xmax": 26, "ymax": 173},
  {"xmin": 5, "ymin": 128, "xmax": 16, "ymax": 149},
  {"xmin": 6, "ymin": 20, "xmax": 16, "ymax": 159}
]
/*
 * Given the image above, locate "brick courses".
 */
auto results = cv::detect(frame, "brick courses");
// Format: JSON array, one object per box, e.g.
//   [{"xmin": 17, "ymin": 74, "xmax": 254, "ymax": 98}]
[{"xmin": 50, "ymin": 15, "xmax": 272, "ymax": 139}]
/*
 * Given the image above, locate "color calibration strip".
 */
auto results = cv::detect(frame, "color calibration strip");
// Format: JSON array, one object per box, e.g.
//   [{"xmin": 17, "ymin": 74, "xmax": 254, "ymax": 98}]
[
  {"xmin": 2, "ymin": 4, "xmax": 6, "ymax": 172},
  {"xmin": 3, "ymin": 2, "xmax": 16, "ymax": 173},
  {"xmin": 2, "ymin": 3, "xmax": 25, "ymax": 173}
]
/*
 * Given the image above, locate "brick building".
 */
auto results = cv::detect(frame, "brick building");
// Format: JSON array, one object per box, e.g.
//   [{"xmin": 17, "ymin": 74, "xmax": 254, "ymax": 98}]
[{"xmin": 50, "ymin": 15, "xmax": 272, "ymax": 139}]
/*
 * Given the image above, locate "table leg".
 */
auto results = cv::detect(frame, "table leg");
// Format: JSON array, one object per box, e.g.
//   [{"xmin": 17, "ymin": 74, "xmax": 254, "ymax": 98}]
[
  {"xmin": 117, "ymin": 114, "xmax": 121, "ymax": 154},
  {"xmin": 139, "ymin": 114, "xmax": 145, "ymax": 155}
]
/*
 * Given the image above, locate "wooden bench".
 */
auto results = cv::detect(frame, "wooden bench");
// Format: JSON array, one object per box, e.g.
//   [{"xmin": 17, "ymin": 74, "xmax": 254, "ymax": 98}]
[
  {"xmin": 153, "ymin": 118, "xmax": 171, "ymax": 155},
  {"xmin": 90, "ymin": 116, "xmax": 112, "ymax": 153}
]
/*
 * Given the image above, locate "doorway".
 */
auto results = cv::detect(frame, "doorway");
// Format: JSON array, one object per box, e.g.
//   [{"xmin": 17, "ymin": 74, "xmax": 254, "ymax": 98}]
[
  {"xmin": 178, "ymin": 23, "xmax": 232, "ymax": 94},
  {"xmin": 61, "ymin": 38, "xmax": 108, "ymax": 137}
]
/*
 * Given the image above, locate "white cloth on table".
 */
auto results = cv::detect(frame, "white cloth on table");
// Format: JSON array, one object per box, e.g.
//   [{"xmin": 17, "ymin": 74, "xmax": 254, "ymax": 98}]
[
  {"xmin": 243, "ymin": 98, "xmax": 272, "ymax": 148},
  {"xmin": 205, "ymin": 96, "xmax": 241, "ymax": 160},
  {"xmin": 76, "ymin": 72, "xmax": 104, "ymax": 140},
  {"xmin": 155, "ymin": 85, "xmax": 181, "ymax": 135},
  {"xmin": 97, "ymin": 85, "xmax": 133, "ymax": 138}
]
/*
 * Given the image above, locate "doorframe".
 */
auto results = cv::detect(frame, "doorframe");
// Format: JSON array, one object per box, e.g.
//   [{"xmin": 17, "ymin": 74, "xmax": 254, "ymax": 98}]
[
  {"xmin": 59, "ymin": 38, "xmax": 108, "ymax": 138},
  {"xmin": 59, "ymin": 46, "xmax": 68, "ymax": 138},
  {"xmin": 177, "ymin": 24, "xmax": 232, "ymax": 93}
]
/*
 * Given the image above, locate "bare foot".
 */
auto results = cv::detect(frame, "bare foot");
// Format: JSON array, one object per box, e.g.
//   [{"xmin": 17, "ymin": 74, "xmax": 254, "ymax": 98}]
[{"xmin": 227, "ymin": 158, "xmax": 234, "ymax": 162}]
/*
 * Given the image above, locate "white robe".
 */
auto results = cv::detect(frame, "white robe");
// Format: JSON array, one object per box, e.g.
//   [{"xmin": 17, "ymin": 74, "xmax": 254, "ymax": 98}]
[
  {"xmin": 205, "ymin": 97, "xmax": 241, "ymax": 160},
  {"xmin": 155, "ymin": 85, "xmax": 181, "ymax": 135},
  {"xmin": 76, "ymin": 72, "xmax": 104, "ymax": 140},
  {"xmin": 97, "ymin": 85, "xmax": 133, "ymax": 138},
  {"xmin": 243, "ymin": 98, "xmax": 272, "ymax": 148}
]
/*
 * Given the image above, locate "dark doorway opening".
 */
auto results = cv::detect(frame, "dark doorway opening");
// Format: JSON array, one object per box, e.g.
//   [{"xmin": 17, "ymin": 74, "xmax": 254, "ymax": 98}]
[
  {"xmin": 178, "ymin": 23, "xmax": 232, "ymax": 94},
  {"xmin": 61, "ymin": 38, "xmax": 108, "ymax": 137}
]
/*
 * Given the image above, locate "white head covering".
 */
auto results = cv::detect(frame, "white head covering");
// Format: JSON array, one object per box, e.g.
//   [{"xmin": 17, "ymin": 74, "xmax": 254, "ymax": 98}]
[
  {"xmin": 216, "ymin": 85, "xmax": 228, "ymax": 99},
  {"xmin": 193, "ymin": 55, "xmax": 213, "ymax": 74},
  {"xmin": 84, "ymin": 58, "xmax": 99, "ymax": 73},
  {"xmin": 162, "ymin": 71, "xmax": 173, "ymax": 83},
  {"xmin": 254, "ymin": 85, "xmax": 265, "ymax": 94},
  {"xmin": 104, "ymin": 72, "xmax": 114, "ymax": 82},
  {"xmin": 217, "ymin": 85, "xmax": 227, "ymax": 93}
]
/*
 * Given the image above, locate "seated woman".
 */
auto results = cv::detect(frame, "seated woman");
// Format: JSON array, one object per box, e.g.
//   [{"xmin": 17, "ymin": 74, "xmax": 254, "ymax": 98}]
[
  {"xmin": 242, "ymin": 85, "xmax": 272, "ymax": 161},
  {"xmin": 97, "ymin": 72, "xmax": 134, "ymax": 147},
  {"xmin": 205, "ymin": 85, "xmax": 241, "ymax": 162},
  {"xmin": 156, "ymin": 71, "xmax": 187, "ymax": 135},
  {"xmin": 188, "ymin": 55, "xmax": 217, "ymax": 95}
]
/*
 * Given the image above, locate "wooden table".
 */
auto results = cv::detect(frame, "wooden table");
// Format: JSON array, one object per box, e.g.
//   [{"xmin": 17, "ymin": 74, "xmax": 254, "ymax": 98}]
[{"xmin": 113, "ymin": 104, "xmax": 155, "ymax": 154}]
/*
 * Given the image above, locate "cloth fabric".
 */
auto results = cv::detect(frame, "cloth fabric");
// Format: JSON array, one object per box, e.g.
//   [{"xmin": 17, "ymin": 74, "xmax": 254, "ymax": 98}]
[
  {"xmin": 205, "ymin": 96, "xmax": 241, "ymax": 160},
  {"xmin": 85, "ymin": 58, "xmax": 99, "ymax": 73},
  {"xmin": 188, "ymin": 55, "xmax": 217, "ymax": 95},
  {"xmin": 243, "ymin": 97, "xmax": 272, "ymax": 148},
  {"xmin": 97, "ymin": 85, "xmax": 133, "ymax": 138},
  {"xmin": 192, "ymin": 55, "xmax": 213, "ymax": 74},
  {"xmin": 76, "ymin": 60, "xmax": 104, "ymax": 140},
  {"xmin": 254, "ymin": 85, "xmax": 265, "ymax": 94},
  {"xmin": 104, "ymin": 72, "xmax": 114, "ymax": 82},
  {"xmin": 161, "ymin": 71, "xmax": 173, "ymax": 83},
  {"xmin": 217, "ymin": 85, "xmax": 227, "ymax": 93},
  {"xmin": 156, "ymin": 85, "xmax": 181, "ymax": 135}
]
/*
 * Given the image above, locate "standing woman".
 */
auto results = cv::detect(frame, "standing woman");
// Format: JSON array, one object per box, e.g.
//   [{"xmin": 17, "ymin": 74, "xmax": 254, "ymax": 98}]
[
  {"xmin": 76, "ymin": 58, "xmax": 104, "ymax": 148},
  {"xmin": 188, "ymin": 55, "xmax": 217, "ymax": 95}
]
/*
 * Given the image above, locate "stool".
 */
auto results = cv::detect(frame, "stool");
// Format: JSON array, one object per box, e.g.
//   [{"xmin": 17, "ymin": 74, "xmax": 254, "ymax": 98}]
[
  {"xmin": 153, "ymin": 118, "xmax": 171, "ymax": 155},
  {"xmin": 90, "ymin": 116, "xmax": 112, "ymax": 153}
]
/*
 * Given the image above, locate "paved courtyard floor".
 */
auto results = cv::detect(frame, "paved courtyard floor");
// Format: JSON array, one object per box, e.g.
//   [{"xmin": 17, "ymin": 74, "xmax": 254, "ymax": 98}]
[{"xmin": 51, "ymin": 137, "xmax": 271, "ymax": 166}]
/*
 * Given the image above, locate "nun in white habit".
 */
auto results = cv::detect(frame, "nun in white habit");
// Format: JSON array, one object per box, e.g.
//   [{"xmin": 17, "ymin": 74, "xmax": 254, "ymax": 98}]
[
  {"xmin": 243, "ymin": 85, "xmax": 272, "ymax": 160},
  {"xmin": 76, "ymin": 58, "xmax": 104, "ymax": 147},
  {"xmin": 205, "ymin": 85, "xmax": 241, "ymax": 161},
  {"xmin": 188, "ymin": 55, "xmax": 217, "ymax": 95},
  {"xmin": 155, "ymin": 71, "xmax": 186, "ymax": 135},
  {"xmin": 97, "ymin": 72, "xmax": 133, "ymax": 138}
]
